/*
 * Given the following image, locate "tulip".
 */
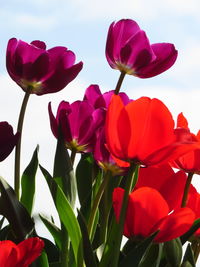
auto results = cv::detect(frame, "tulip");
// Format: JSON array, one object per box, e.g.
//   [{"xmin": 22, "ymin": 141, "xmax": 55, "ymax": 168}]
[
  {"xmin": 106, "ymin": 19, "xmax": 177, "ymax": 78},
  {"xmin": 93, "ymin": 127, "xmax": 128, "ymax": 175},
  {"xmin": 187, "ymin": 186, "xmax": 200, "ymax": 236},
  {"xmin": 49, "ymin": 99, "xmax": 105, "ymax": 153},
  {"xmin": 171, "ymin": 113, "xmax": 200, "ymax": 174},
  {"xmin": 0, "ymin": 237, "xmax": 44, "ymax": 267},
  {"xmin": 105, "ymin": 95, "xmax": 200, "ymax": 166},
  {"xmin": 83, "ymin": 84, "xmax": 130, "ymax": 109},
  {"xmin": 113, "ymin": 187, "xmax": 195, "ymax": 242},
  {"xmin": 6, "ymin": 38, "xmax": 83, "ymax": 95},
  {"xmin": 136, "ymin": 164, "xmax": 187, "ymax": 210},
  {"xmin": 0, "ymin": 122, "xmax": 19, "ymax": 161}
]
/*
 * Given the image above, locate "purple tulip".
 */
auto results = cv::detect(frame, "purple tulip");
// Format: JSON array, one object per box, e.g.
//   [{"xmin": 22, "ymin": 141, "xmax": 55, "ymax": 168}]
[
  {"xmin": 93, "ymin": 126, "xmax": 126, "ymax": 176},
  {"xmin": 48, "ymin": 100, "xmax": 105, "ymax": 153},
  {"xmin": 0, "ymin": 122, "xmax": 19, "ymax": 161},
  {"xmin": 6, "ymin": 38, "xmax": 83, "ymax": 95},
  {"xmin": 83, "ymin": 84, "xmax": 130, "ymax": 109},
  {"xmin": 106, "ymin": 19, "xmax": 178, "ymax": 78}
]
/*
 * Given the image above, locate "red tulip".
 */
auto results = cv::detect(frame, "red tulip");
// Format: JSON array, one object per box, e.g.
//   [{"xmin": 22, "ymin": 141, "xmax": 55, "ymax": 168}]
[
  {"xmin": 171, "ymin": 113, "xmax": 200, "ymax": 174},
  {"xmin": 6, "ymin": 38, "xmax": 83, "ymax": 95},
  {"xmin": 105, "ymin": 95, "xmax": 200, "ymax": 166},
  {"xmin": 0, "ymin": 237, "xmax": 44, "ymax": 267},
  {"xmin": 113, "ymin": 187, "xmax": 195, "ymax": 242}
]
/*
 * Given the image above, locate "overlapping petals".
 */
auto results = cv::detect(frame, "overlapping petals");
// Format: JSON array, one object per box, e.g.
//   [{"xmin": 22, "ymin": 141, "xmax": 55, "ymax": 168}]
[
  {"xmin": 113, "ymin": 187, "xmax": 195, "ymax": 242},
  {"xmin": 105, "ymin": 95, "xmax": 200, "ymax": 166},
  {"xmin": 0, "ymin": 122, "xmax": 19, "ymax": 161},
  {"xmin": 106, "ymin": 19, "xmax": 177, "ymax": 78},
  {"xmin": 171, "ymin": 113, "xmax": 200, "ymax": 174},
  {"xmin": 0, "ymin": 237, "xmax": 44, "ymax": 267},
  {"xmin": 6, "ymin": 38, "xmax": 83, "ymax": 95},
  {"xmin": 49, "ymin": 99, "xmax": 105, "ymax": 153}
]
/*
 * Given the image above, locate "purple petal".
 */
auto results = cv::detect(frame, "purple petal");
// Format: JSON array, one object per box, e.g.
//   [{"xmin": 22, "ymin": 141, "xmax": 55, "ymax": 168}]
[
  {"xmin": 83, "ymin": 84, "xmax": 102, "ymax": 107},
  {"xmin": 31, "ymin": 40, "xmax": 46, "ymax": 50},
  {"xmin": 106, "ymin": 19, "xmax": 141, "ymax": 66},
  {"xmin": 120, "ymin": 30, "xmax": 155, "ymax": 70},
  {"xmin": 136, "ymin": 43, "xmax": 178, "ymax": 78},
  {"xmin": 48, "ymin": 102, "xmax": 59, "ymax": 138},
  {"xmin": 0, "ymin": 122, "xmax": 19, "ymax": 161}
]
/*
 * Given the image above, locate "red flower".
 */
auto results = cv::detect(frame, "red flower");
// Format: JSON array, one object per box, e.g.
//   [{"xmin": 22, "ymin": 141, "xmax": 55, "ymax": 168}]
[
  {"xmin": 171, "ymin": 113, "xmax": 200, "ymax": 174},
  {"xmin": 136, "ymin": 164, "xmax": 187, "ymax": 210},
  {"xmin": 6, "ymin": 38, "xmax": 83, "ymax": 95},
  {"xmin": 105, "ymin": 95, "xmax": 200, "ymax": 166},
  {"xmin": 187, "ymin": 186, "xmax": 200, "ymax": 236},
  {"xmin": 0, "ymin": 237, "xmax": 44, "ymax": 267},
  {"xmin": 113, "ymin": 187, "xmax": 195, "ymax": 242}
]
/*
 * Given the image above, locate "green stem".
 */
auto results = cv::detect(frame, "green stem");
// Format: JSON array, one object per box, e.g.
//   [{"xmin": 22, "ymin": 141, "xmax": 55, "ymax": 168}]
[
  {"xmin": 111, "ymin": 163, "xmax": 138, "ymax": 267},
  {"xmin": 193, "ymin": 240, "xmax": 200, "ymax": 263},
  {"xmin": 88, "ymin": 171, "xmax": 111, "ymax": 239},
  {"xmin": 14, "ymin": 89, "xmax": 31, "ymax": 199},
  {"xmin": 181, "ymin": 172, "xmax": 194, "ymax": 207},
  {"xmin": 114, "ymin": 71, "xmax": 126, "ymax": 95}
]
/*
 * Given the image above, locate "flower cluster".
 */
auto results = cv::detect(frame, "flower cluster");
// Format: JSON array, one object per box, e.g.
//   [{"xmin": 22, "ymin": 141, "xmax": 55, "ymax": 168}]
[{"xmin": 0, "ymin": 18, "xmax": 199, "ymax": 267}]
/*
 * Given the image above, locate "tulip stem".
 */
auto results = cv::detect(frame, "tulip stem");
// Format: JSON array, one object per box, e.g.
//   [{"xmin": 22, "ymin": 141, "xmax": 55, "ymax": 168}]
[
  {"xmin": 70, "ymin": 149, "xmax": 76, "ymax": 166},
  {"xmin": 88, "ymin": 171, "xmax": 111, "ymax": 239},
  {"xmin": 111, "ymin": 163, "xmax": 138, "ymax": 267},
  {"xmin": 114, "ymin": 71, "xmax": 126, "ymax": 95},
  {"xmin": 14, "ymin": 89, "xmax": 31, "ymax": 199},
  {"xmin": 181, "ymin": 172, "xmax": 194, "ymax": 207}
]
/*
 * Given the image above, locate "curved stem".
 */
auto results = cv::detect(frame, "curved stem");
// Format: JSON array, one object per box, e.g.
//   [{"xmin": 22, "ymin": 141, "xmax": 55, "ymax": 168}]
[
  {"xmin": 181, "ymin": 172, "xmax": 194, "ymax": 207},
  {"xmin": 14, "ymin": 89, "xmax": 31, "ymax": 199},
  {"xmin": 114, "ymin": 71, "xmax": 126, "ymax": 95},
  {"xmin": 88, "ymin": 171, "xmax": 111, "ymax": 239}
]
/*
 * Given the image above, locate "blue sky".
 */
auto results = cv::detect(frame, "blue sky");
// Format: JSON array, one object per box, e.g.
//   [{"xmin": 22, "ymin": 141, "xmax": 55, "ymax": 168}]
[{"xmin": 0, "ymin": 0, "xmax": 200, "ymax": 243}]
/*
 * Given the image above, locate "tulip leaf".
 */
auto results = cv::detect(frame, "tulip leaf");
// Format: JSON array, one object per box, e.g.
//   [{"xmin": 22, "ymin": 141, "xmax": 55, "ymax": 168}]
[
  {"xmin": 182, "ymin": 244, "xmax": 196, "ymax": 267},
  {"xmin": 181, "ymin": 218, "xmax": 200, "ymax": 244},
  {"xmin": 163, "ymin": 238, "xmax": 182, "ymax": 267},
  {"xmin": 0, "ymin": 176, "xmax": 34, "ymax": 240},
  {"xmin": 40, "ymin": 165, "xmax": 83, "ymax": 265},
  {"xmin": 76, "ymin": 153, "xmax": 93, "ymax": 207},
  {"xmin": 118, "ymin": 231, "xmax": 158, "ymax": 267},
  {"xmin": 53, "ymin": 130, "xmax": 76, "ymax": 207},
  {"xmin": 77, "ymin": 209, "xmax": 98, "ymax": 267},
  {"xmin": 32, "ymin": 251, "xmax": 49, "ymax": 267},
  {"xmin": 39, "ymin": 214, "xmax": 62, "ymax": 250},
  {"xmin": 21, "ymin": 145, "xmax": 39, "ymax": 215}
]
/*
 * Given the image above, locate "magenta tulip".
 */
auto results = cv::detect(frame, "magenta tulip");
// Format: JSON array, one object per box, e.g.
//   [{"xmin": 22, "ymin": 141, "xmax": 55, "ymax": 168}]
[
  {"xmin": 0, "ymin": 122, "xmax": 19, "ymax": 161},
  {"xmin": 106, "ymin": 19, "xmax": 178, "ymax": 78},
  {"xmin": 6, "ymin": 38, "xmax": 83, "ymax": 95}
]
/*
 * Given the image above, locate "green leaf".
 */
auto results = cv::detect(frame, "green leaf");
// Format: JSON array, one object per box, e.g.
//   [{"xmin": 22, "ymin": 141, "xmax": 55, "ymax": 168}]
[
  {"xmin": 40, "ymin": 165, "xmax": 83, "ymax": 266},
  {"xmin": 39, "ymin": 214, "xmax": 62, "ymax": 250},
  {"xmin": 163, "ymin": 238, "xmax": 182, "ymax": 267},
  {"xmin": 0, "ymin": 176, "xmax": 34, "ymax": 240},
  {"xmin": 21, "ymin": 146, "xmax": 39, "ymax": 215},
  {"xmin": 182, "ymin": 244, "xmax": 196, "ymax": 267},
  {"xmin": 32, "ymin": 251, "xmax": 49, "ymax": 267},
  {"xmin": 181, "ymin": 218, "xmax": 200, "ymax": 244},
  {"xmin": 118, "ymin": 231, "xmax": 158, "ymax": 267},
  {"xmin": 77, "ymin": 210, "xmax": 98, "ymax": 267},
  {"xmin": 76, "ymin": 153, "xmax": 93, "ymax": 207},
  {"xmin": 53, "ymin": 130, "xmax": 76, "ymax": 207}
]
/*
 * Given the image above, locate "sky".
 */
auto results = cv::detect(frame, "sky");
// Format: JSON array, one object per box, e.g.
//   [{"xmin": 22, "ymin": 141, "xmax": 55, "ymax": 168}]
[{"xmin": 0, "ymin": 0, "xmax": 200, "ymax": 253}]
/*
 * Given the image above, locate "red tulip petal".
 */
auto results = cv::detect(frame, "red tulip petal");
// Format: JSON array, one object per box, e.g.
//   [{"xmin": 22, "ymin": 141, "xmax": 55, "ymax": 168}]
[{"xmin": 154, "ymin": 208, "xmax": 195, "ymax": 242}]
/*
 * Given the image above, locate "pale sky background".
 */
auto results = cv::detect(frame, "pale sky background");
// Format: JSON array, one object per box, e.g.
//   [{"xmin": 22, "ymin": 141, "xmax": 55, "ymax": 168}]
[{"xmin": 0, "ymin": 0, "xmax": 200, "ymax": 259}]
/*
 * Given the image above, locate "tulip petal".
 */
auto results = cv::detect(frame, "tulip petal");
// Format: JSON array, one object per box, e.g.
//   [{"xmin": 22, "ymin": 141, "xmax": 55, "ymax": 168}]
[
  {"xmin": 154, "ymin": 208, "xmax": 195, "ymax": 242},
  {"xmin": 137, "ymin": 43, "xmax": 178, "ymax": 78}
]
